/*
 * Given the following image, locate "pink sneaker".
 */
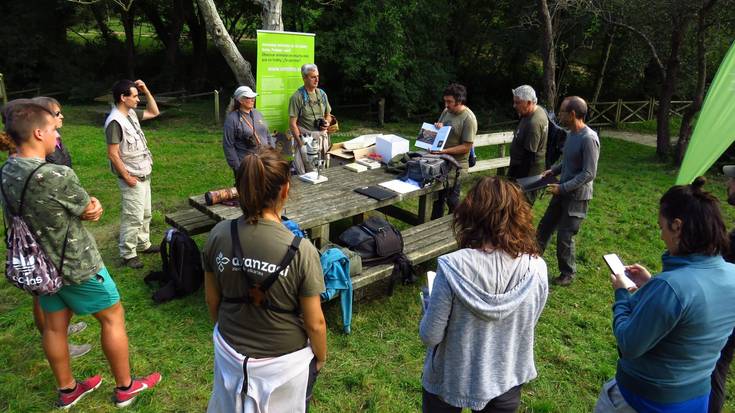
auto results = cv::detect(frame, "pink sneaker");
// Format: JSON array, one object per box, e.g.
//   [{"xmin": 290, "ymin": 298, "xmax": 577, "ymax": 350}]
[
  {"xmin": 113, "ymin": 372, "xmax": 162, "ymax": 408},
  {"xmin": 56, "ymin": 375, "xmax": 103, "ymax": 409}
]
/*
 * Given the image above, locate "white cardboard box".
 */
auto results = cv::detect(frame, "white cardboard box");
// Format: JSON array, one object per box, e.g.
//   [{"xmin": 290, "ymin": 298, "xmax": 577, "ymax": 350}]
[{"xmin": 375, "ymin": 134, "xmax": 409, "ymax": 163}]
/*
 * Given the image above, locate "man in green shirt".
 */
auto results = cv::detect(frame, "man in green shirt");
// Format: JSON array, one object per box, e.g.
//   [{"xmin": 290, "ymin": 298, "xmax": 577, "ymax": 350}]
[
  {"xmin": 430, "ymin": 83, "xmax": 477, "ymax": 219},
  {"xmin": 509, "ymin": 85, "xmax": 548, "ymax": 205},
  {"xmin": 288, "ymin": 64, "xmax": 333, "ymax": 174}
]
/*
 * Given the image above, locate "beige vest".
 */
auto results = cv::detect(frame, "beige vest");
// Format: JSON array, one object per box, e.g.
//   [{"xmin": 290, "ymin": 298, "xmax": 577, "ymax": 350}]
[{"xmin": 104, "ymin": 108, "xmax": 153, "ymax": 177}]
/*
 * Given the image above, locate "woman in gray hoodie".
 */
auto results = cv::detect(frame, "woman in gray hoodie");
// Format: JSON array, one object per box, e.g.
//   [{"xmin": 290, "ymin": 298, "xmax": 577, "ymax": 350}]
[{"xmin": 420, "ymin": 176, "xmax": 549, "ymax": 412}]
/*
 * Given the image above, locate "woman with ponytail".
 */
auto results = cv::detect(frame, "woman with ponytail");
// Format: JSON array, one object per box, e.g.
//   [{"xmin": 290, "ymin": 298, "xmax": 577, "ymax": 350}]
[
  {"xmin": 202, "ymin": 146, "xmax": 326, "ymax": 413},
  {"xmin": 595, "ymin": 177, "xmax": 735, "ymax": 413}
]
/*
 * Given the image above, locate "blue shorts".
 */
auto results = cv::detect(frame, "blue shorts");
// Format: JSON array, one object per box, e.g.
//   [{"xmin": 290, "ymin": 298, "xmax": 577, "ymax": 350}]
[{"xmin": 38, "ymin": 267, "xmax": 120, "ymax": 315}]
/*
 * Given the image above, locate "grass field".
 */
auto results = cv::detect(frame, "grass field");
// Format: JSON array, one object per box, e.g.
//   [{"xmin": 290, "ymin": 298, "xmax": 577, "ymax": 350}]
[{"xmin": 0, "ymin": 101, "xmax": 733, "ymax": 412}]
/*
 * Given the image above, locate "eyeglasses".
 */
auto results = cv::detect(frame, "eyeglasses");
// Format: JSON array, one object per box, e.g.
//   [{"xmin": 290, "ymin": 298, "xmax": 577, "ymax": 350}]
[{"xmin": 54, "ymin": 111, "xmax": 62, "ymax": 117}]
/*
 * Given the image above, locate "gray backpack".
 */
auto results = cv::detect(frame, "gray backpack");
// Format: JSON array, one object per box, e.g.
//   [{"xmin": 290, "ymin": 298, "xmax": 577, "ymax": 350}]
[{"xmin": 1, "ymin": 163, "xmax": 66, "ymax": 295}]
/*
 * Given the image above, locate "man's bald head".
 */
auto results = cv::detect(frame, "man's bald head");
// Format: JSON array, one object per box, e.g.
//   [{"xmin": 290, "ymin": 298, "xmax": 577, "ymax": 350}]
[{"xmin": 561, "ymin": 96, "xmax": 587, "ymax": 120}]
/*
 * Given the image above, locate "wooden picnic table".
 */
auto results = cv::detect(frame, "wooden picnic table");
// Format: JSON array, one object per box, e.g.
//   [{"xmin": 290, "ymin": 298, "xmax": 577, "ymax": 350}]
[{"xmin": 189, "ymin": 166, "xmax": 447, "ymax": 247}]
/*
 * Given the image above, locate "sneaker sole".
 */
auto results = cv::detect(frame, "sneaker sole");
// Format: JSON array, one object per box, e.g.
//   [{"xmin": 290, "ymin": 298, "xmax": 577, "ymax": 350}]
[
  {"xmin": 114, "ymin": 374, "xmax": 162, "ymax": 408},
  {"xmin": 58, "ymin": 379, "xmax": 102, "ymax": 410}
]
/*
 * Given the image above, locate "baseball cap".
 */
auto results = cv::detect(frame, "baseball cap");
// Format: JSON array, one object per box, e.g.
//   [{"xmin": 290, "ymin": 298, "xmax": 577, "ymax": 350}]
[{"xmin": 233, "ymin": 86, "xmax": 257, "ymax": 99}]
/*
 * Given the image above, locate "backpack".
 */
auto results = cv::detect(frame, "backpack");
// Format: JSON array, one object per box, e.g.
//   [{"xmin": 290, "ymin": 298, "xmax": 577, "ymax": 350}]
[
  {"xmin": 545, "ymin": 109, "xmax": 567, "ymax": 169},
  {"xmin": 0, "ymin": 163, "xmax": 66, "ymax": 295},
  {"xmin": 144, "ymin": 228, "xmax": 204, "ymax": 303},
  {"xmin": 393, "ymin": 152, "xmax": 461, "ymax": 189},
  {"xmin": 338, "ymin": 216, "xmax": 416, "ymax": 293}
]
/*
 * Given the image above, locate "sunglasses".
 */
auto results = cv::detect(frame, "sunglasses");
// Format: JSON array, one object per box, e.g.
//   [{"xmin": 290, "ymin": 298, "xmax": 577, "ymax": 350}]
[{"xmin": 54, "ymin": 111, "xmax": 62, "ymax": 117}]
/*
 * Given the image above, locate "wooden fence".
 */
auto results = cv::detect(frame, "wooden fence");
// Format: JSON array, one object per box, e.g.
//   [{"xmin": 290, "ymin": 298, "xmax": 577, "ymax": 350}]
[{"xmin": 588, "ymin": 99, "xmax": 692, "ymax": 127}]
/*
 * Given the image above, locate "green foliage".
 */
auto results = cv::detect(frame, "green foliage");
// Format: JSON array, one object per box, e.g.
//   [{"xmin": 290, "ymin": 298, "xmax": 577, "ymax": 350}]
[{"xmin": 297, "ymin": 0, "xmax": 455, "ymax": 116}]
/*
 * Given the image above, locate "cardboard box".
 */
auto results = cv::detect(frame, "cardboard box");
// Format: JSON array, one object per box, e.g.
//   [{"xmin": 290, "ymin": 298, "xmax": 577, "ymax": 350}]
[
  {"xmin": 375, "ymin": 134, "xmax": 409, "ymax": 163},
  {"xmin": 328, "ymin": 142, "xmax": 376, "ymax": 166}
]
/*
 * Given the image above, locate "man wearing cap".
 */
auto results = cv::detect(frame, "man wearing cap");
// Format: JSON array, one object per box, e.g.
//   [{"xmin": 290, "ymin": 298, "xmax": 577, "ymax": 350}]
[
  {"xmin": 105, "ymin": 79, "xmax": 160, "ymax": 269},
  {"xmin": 223, "ymin": 86, "xmax": 270, "ymax": 177},
  {"xmin": 288, "ymin": 63, "xmax": 332, "ymax": 173},
  {"xmin": 709, "ymin": 165, "xmax": 735, "ymax": 413},
  {"xmin": 509, "ymin": 85, "xmax": 548, "ymax": 205}
]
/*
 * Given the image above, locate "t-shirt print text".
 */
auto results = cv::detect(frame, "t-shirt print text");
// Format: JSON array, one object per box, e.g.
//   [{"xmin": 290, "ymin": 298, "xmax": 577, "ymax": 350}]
[{"xmin": 215, "ymin": 251, "xmax": 291, "ymax": 278}]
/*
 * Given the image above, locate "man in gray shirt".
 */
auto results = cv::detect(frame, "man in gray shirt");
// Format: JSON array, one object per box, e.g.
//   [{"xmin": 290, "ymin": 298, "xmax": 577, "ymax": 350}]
[{"xmin": 537, "ymin": 96, "xmax": 600, "ymax": 286}]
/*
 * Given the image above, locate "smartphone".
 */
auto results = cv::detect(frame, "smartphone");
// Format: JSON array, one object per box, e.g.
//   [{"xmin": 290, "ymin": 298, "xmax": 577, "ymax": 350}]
[
  {"xmin": 603, "ymin": 254, "xmax": 626, "ymax": 275},
  {"xmin": 427, "ymin": 271, "xmax": 437, "ymax": 296},
  {"xmin": 603, "ymin": 254, "xmax": 637, "ymax": 291}
]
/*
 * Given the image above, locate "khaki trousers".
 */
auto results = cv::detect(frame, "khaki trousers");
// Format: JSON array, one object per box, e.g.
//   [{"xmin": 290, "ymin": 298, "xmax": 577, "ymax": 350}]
[{"xmin": 117, "ymin": 177, "xmax": 152, "ymax": 259}]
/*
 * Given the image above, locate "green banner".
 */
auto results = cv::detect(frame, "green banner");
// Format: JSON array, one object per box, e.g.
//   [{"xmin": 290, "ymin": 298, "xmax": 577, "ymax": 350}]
[
  {"xmin": 256, "ymin": 30, "xmax": 315, "ymax": 135},
  {"xmin": 676, "ymin": 41, "xmax": 735, "ymax": 184}
]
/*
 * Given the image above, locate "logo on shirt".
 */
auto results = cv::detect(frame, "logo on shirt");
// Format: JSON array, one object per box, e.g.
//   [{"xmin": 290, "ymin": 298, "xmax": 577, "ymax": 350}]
[{"xmin": 215, "ymin": 250, "xmax": 291, "ymax": 278}]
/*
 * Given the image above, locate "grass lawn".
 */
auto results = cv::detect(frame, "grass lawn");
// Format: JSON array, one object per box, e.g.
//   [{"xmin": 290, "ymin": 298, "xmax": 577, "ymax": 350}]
[{"xmin": 1, "ymin": 101, "xmax": 734, "ymax": 412}]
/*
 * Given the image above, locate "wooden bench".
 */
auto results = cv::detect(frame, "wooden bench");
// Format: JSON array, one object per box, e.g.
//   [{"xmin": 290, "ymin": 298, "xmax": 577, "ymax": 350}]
[
  {"xmin": 165, "ymin": 208, "xmax": 218, "ymax": 236},
  {"xmin": 348, "ymin": 214, "xmax": 456, "ymax": 299},
  {"xmin": 468, "ymin": 131, "xmax": 514, "ymax": 174}
]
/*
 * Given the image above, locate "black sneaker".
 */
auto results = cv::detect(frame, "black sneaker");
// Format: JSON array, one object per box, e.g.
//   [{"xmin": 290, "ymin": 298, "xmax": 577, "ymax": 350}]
[
  {"xmin": 123, "ymin": 256, "xmax": 144, "ymax": 269},
  {"xmin": 552, "ymin": 274, "xmax": 574, "ymax": 286},
  {"xmin": 141, "ymin": 245, "xmax": 160, "ymax": 254}
]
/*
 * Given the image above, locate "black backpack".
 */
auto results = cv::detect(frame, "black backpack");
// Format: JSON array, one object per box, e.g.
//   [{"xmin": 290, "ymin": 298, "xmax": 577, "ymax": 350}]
[
  {"xmin": 144, "ymin": 228, "xmax": 204, "ymax": 303},
  {"xmin": 338, "ymin": 216, "xmax": 416, "ymax": 293},
  {"xmin": 545, "ymin": 109, "xmax": 567, "ymax": 169}
]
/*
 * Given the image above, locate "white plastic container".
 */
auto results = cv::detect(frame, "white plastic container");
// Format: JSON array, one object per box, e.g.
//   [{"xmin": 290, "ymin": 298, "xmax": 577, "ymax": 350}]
[{"xmin": 375, "ymin": 134, "xmax": 409, "ymax": 163}]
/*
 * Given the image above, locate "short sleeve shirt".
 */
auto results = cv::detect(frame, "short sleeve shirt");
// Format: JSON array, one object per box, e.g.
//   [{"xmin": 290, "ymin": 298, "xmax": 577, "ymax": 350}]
[
  {"xmin": 438, "ymin": 107, "xmax": 477, "ymax": 170},
  {"xmin": 202, "ymin": 218, "xmax": 325, "ymax": 357},
  {"xmin": 509, "ymin": 106, "xmax": 549, "ymax": 178},
  {"xmin": 0, "ymin": 157, "xmax": 103, "ymax": 284},
  {"xmin": 288, "ymin": 89, "xmax": 332, "ymax": 133}
]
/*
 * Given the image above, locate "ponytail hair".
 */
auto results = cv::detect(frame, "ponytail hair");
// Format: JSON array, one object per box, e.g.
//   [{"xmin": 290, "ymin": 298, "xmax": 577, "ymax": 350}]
[
  {"xmin": 659, "ymin": 176, "xmax": 729, "ymax": 256},
  {"xmin": 236, "ymin": 147, "xmax": 291, "ymax": 223}
]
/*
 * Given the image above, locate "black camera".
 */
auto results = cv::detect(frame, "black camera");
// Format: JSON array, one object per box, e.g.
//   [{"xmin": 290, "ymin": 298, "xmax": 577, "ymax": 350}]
[{"xmin": 314, "ymin": 118, "xmax": 329, "ymax": 130}]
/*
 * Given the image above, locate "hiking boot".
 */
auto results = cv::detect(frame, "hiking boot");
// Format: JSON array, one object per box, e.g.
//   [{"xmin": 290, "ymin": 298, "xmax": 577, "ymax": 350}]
[
  {"xmin": 113, "ymin": 372, "xmax": 162, "ymax": 408},
  {"xmin": 67, "ymin": 321, "xmax": 87, "ymax": 336},
  {"xmin": 123, "ymin": 256, "xmax": 143, "ymax": 269},
  {"xmin": 56, "ymin": 375, "xmax": 102, "ymax": 409},
  {"xmin": 141, "ymin": 245, "xmax": 160, "ymax": 254},
  {"xmin": 69, "ymin": 343, "xmax": 92, "ymax": 359},
  {"xmin": 552, "ymin": 274, "xmax": 575, "ymax": 286}
]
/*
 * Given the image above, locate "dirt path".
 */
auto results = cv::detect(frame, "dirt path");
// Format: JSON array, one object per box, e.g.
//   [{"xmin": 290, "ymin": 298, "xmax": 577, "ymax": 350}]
[{"xmin": 599, "ymin": 129, "xmax": 657, "ymax": 148}]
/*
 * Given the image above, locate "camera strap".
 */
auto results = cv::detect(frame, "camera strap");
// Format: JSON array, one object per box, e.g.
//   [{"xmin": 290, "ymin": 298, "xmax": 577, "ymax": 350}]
[{"xmin": 240, "ymin": 111, "xmax": 261, "ymax": 145}]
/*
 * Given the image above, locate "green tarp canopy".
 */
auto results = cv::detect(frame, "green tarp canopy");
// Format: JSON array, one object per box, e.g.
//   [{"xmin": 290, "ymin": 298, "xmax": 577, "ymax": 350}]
[{"xmin": 676, "ymin": 41, "xmax": 735, "ymax": 185}]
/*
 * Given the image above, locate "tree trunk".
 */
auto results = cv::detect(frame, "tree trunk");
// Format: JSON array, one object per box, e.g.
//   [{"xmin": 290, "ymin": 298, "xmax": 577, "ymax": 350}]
[
  {"xmin": 139, "ymin": 0, "xmax": 185, "ymax": 88},
  {"xmin": 196, "ymin": 0, "xmax": 255, "ymax": 87},
  {"xmin": 655, "ymin": 14, "xmax": 691, "ymax": 160},
  {"xmin": 120, "ymin": 6, "xmax": 137, "ymax": 79},
  {"xmin": 592, "ymin": 27, "xmax": 615, "ymax": 104},
  {"xmin": 538, "ymin": 0, "xmax": 557, "ymax": 110},
  {"xmin": 253, "ymin": 0, "xmax": 283, "ymax": 31},
  {"xmin": 184, "ymin": 0, "xmax": 208, "ymax": 87},
  {"xmin": 91, "ymin": 2, "xmax": 116, "ymax": 48},
  {"xmin": 675, "ymin": 0, "xmax": 717, "ymax": 165}
]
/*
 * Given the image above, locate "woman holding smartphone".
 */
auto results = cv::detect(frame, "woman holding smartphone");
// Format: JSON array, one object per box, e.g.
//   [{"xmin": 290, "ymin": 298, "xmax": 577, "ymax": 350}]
[
  {"xmin": 419, "ymin": 176, "xmax": 548, "ymax": 413},
  {"xmin": 596, "ymin": 177, "xmax": 735, "ymax": 412},
  {"xmin": 202, "ymin": 147, "xmax": 326, "ymax": 413}
]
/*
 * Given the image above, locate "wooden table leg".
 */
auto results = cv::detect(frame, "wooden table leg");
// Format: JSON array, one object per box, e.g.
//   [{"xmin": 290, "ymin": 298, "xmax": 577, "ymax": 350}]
[
  {"xmin": 418, "ymin": 192, "xmax": 436, "ymax": 223},
  {"xmin": 309, "ymin": 224, "xmax": 330, "ymax": 249}
]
